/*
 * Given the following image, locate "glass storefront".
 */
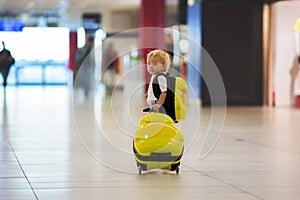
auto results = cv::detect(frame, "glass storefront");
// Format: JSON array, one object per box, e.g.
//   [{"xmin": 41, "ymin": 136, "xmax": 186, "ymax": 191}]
[{"xmin": 0, "ymin": 27, "xmax": 69, "ymax": 85}]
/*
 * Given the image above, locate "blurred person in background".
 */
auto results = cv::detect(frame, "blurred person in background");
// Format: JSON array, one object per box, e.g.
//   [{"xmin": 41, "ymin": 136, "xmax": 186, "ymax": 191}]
[
  {"xmin": 0, "ymin": 41, "xmax": 15, "ymax": 89},
  {"xmin": 74, "ymin": 36, "xmax": 95, "ymax": 98},
  {"xmin": 102, "ymin": 42, "xmax": 120, "ymax": 94},
  {"xmin": 290, "ymin": 54, "xmax": 300, "ymax": 105}
]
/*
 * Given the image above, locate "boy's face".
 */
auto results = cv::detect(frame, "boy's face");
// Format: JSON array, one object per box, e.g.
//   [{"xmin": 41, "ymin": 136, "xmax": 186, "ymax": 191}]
[{"xmin": 147, "ymin": 56, "xmax": 165, "ymax": 75}]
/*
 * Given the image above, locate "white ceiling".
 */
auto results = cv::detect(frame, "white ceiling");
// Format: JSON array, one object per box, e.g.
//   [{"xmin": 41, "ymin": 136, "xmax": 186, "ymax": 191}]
[
  {"xmin": 0, "ymin": 0, "xmax": 178, "ymax": 31},
  {"xmin": 0, "ymin": 0, "xmax": 177, "ymax": 17}
]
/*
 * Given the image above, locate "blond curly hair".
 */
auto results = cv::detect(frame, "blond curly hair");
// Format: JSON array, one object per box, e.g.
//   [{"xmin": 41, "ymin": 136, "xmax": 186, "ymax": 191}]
[{"xmin": 146, "ymin": 49, "xmax": 171, "ymax": 72}]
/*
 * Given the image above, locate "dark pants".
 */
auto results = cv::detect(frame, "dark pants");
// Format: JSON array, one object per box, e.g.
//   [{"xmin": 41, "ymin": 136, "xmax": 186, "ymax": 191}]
[{"xmin": 0, "ymin": 65, "xmax": 11, "ymax": 87}]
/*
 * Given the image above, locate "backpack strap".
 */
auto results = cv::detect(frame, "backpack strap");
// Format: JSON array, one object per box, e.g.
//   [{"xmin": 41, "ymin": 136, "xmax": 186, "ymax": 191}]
[
  {"xmin": 152, "ymin": 73, "xmax": 167, "ymax": 99},
  {"xmin": 152, "ymin": 73, "xmax": 176, "ymax": 121}
]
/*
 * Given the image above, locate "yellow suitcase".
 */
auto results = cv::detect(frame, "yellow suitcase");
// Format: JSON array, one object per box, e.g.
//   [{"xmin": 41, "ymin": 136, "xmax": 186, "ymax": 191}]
[{"xmin": 133, "ymin": 112, "xmax": 184, "ymax": 174}]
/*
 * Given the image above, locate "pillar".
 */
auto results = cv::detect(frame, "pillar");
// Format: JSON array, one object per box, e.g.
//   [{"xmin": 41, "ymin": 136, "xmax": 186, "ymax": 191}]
[
  {"xmin": 139, "ymin": 0, "xmax": 166, "ymax": 91},
  {"xmin": 68, "ymin": 31, "xmax": 78, "ymax": 72}
]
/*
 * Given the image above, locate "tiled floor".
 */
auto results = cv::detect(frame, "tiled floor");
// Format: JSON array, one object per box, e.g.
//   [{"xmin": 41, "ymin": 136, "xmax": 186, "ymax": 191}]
[{"xmin": 1, "ymin": 85, "xmax": 300, "ymax": 200}]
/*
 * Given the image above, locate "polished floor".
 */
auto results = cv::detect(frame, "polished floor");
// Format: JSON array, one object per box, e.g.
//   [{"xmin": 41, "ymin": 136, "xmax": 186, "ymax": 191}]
[{"xmin": 1, "ymin": 85, "xmax": 300, "ymax": 200}]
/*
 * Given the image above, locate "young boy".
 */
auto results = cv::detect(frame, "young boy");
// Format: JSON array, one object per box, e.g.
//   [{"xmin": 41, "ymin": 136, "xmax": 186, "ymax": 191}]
[{"xmin": 145, "ymin": 49, "xmax": 171, "ymax": 113}]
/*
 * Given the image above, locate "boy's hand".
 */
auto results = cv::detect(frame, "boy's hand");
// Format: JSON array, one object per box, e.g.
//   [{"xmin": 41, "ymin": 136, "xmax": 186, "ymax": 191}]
[{"xmin": 151, "ymin": 104, "xmax": 161, "ymax": 112}]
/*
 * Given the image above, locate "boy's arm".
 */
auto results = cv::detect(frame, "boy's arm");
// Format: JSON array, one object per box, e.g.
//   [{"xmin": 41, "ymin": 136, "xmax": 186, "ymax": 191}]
[
  {"xmin": 156, "ymin": 91, "xmax": 167, "ymax": 105},
  {"xmin": 152, "ymin": 91, "xmax": 167, "ymax": 111}
]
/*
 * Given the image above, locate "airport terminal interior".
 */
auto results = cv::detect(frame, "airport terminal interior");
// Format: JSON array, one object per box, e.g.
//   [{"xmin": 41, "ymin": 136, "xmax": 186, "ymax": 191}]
[{"xmin": 1, "ymin": 0, "xmax": 300, "ymax": 200}]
